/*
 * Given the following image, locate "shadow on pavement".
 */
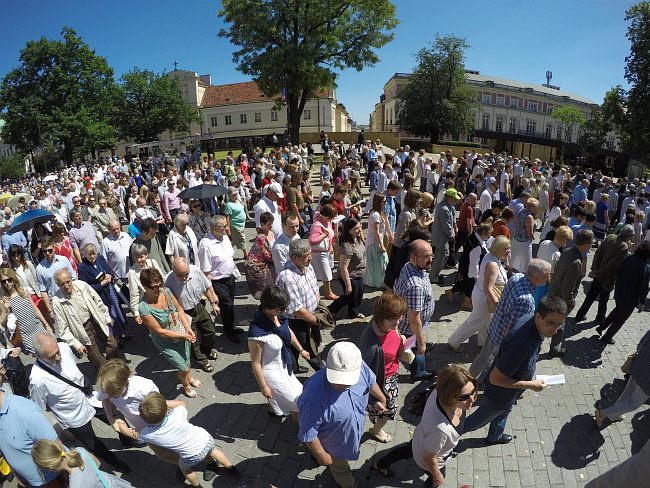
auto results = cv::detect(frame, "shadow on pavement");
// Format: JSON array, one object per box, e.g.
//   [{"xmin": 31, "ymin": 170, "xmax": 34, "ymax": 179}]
[
  {"xmin": 551, "ymin": 413, "xmax": 604, "ymax": 469},
  {"xmin": 630, "ymin": 408, "xmax": 650, "ymax": 454}
]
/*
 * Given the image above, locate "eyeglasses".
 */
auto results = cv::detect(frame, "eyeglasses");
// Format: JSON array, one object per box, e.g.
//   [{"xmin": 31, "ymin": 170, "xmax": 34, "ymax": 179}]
[
  {"xmin": 0, "ymin": 278, "xmax": 13, "ymax": 284},
  {"xmin": 458, "ymin": 388, "xmax": 477, "ymax": 402},
  {"xmin": 43, "ymin": 248, "xmax": 55, "ymax": 254},
  {"xmin": 147, "ymin": 283, "xmax": 163, "ymax": 290}
]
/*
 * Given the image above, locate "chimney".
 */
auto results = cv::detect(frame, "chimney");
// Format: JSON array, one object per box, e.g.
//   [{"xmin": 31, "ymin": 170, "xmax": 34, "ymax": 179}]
[{"xmin": 199, "ymin": 74, "xmax": 211, "ymax": 85}]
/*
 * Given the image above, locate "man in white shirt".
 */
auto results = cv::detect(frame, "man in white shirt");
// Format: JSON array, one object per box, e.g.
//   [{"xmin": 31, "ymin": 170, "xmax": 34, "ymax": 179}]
[
  {"xmin": 480, "ymin": 180, "xmax": 497, "ymax": 213},
  {"xmin": 29, "ymin": 332, "xmax": 130, "ymax": 473},
  {"xmin": 272, "ymin": 213, "xmax": 300, "ymax": 275},
  {"xmin": 100, "ymin": 219, "xmax": 133, "ymax": 284},
  {"xmin": 165, "ymin": 212, "xmax": 199, "ymax": 266},
  {"xmin": 198, "ymin": 215, "xmax": 243, "ymax": 344},
  {"xmin": 254, "ymin": 182, "xmax": 283, "ymax": 237}
]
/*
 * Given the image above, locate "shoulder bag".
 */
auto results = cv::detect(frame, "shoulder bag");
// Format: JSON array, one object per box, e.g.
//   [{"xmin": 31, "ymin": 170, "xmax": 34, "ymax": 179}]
[
  {"xmin": 35, "ymin": 360, "xmax": 93, "ymax": 396},
  {"xmin": 487, "ymin": 265, "xmax": 508, "ymax": 313}
]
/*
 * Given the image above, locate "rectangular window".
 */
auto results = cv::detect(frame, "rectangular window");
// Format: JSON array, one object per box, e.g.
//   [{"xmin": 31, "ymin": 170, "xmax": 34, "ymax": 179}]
[
  {"xmin": 607, "ymin": 135, "xmax": 615, "ymax": 150},
  {"xmin": 210, "ymin": 116, "xmax": 218, "ymax": 127},
  {"xmin": 240, "ymin": 113, "xmax": 247, "ymax": 124},
  {"xmin": 481, "ymin": 113, "xmax": 490, "ymax": 130},
  {"xmin": 526, "ymin": 120, "xmax": 536, "ymax": 135},
  {"xmin": 496, "ymin": 95, "xmax": 505, "ymax": 106},
  {"xmin": 495, "ymin": 115, "xmax": 504, "ymax": 132},
  {"xmin": 271, "ymin": 110, "xmax": 278, "ymax": 121},
  {"xmin": 556, "ymin": 125, "xmax": 563, "ymax": 139},
  {"xmin": 482, "ymin": 93, "xmax": 491, "ymax": 104},
  {"xmin": 254, "ymin": 112, "xmax": 262, "ymax": 123},
  {"xmin": 225, "ymin": 115, "xmax": 232, "ymax": 125},
  {"xmin": 509, "ymin": 117, "xmax": 517, "ymax": 134},
  {"xmin": 527, "ymin": 101, "xmax": 538, "ymax": 112},
  {"xmin": 510, "ymin": 98, "xmax": 519, "ymax": 109},
  {"xmin": 545, "ymin": 123, "xmax": 552, "ymax": 138},
  {"xmin": 567, "ymin": 127, "xmax": 573, "ymax": 142},
  {"xmin": 304, "ymin": 110, "xmax": 311, "ymax": 120},
  {"xmin": 547, "ymin": 104, "xmax": 553, "ymax": 114}
]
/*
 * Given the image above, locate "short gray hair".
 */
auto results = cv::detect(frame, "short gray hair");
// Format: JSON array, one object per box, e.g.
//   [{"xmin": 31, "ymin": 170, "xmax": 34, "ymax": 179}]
[
  {"xmin": 83, "ymin": 243, "xmax": 97, "ymax": 257},
  {"xmin": 289, "ymin": 239, "xmax": 310, "ymax": 258},
  {"xmin": 526, "ymin": 258, "xmax": 551, "ymax": 280},
  {"xmin": 131, "ymin": 243, "xmax": 149, "ymax": 259},
  {"xmin": 619, "ymin": 224, "xmax": 635, "ymax": 240},
  {"xmin": 210, "ymin": 215, "xmax": 227, "ymax": 229},
  {"xmin": 33, "ymin": 331, "xmax": 58, "ymax": 358}
]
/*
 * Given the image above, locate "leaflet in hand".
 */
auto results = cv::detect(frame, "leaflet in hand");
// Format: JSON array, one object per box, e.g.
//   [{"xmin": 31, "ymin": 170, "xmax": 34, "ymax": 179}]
[
  {"xmin": 535, "ymin": 374, "xmax": 565, "ymax": 385},
  {"xmin": 332, "ymin": 215, "xmax": 345, "ymax": 224},
  {"xmin": 404, "ymin": 335, "xmax": 417, "ymax": 350}
]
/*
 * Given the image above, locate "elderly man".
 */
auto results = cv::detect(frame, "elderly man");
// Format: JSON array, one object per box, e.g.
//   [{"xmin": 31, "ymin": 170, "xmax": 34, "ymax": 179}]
[
  {"xmin": 165, "ymin": 257, "xmax": 220, "ymax": 372},
  {"xmin": 52, "ymin": 196, "xmax": 70, "ymax": 226},
  {"xmin": 297, "ymin": 341, "xmax": 386, "ymax": 488},
  {"xmin": 90, "ymin": 197, "xmax": 118, "ymax": 238},
  {"xmin": 469, "ymin": 258, "xmax": 551, "ymax": 380},
  {"xmin": 29, "ymin": 332, "xmax": 130, "ymax": 473},
  {"xmin": 100, "ymin": 218, "xmax": 133, "ymax": 285},
  {"xmin": 254, "ymin": 181, "xmax": 283, "ymax": 237},
  {"xmin": 271, "ymin": 213, "xmax": 300, "ymax": 274},
  {"xmin": 161, "ymin": 179, "xmax": 181, "ymax": 223},
  {"xmin": 35, "ymin": 236, "xmax": 76, "ymax": 322},
  {"xmin": 68, "ymin": 209, "xmax": 101, "ymax": 264},
  {"xmin": 430, "ymin": 188, "xmax": 462, "ymax": 285},
  {"xmin": 464, "ymin": 297, "xmax": 567, "ymax": 445},
  {"xmin": 52, "ymin": 268, "xmax": 119, "ymax": 369},
  {"xmin": 0, "ymin": 364, "xmax": 62, "ymax": 487},
  {"xmin": 198, "ymin": 215, "xmax": 242, "ymax": 343},
  {"xmin": 276, "ymin": 239, "xmax": 324, "ymax": 372},
  {"xmin": 394, "ymin": 239, "xmax": 435, "ymax": 381},
  {"xmin": 165, "ymin": 212, "xmax": 199, "ymax": 266},
  {"xmin": 548, "ymin": 229, "xmax": 594, "ymax": 357}
]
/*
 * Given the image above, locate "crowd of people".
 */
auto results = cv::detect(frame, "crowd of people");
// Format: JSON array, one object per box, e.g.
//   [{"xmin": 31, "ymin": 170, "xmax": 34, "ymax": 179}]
[{"xmin": 0, "ymin": 139, "xmax": 649, "ymax": 487}]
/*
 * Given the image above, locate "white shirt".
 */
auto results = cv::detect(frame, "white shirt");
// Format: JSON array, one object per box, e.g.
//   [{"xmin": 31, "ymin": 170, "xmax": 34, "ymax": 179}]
[
  {"xmin": 272, "ymin": 233, "xmax": 299, "ymax": 275},
  {"xmin": 254, "ymin": 196, "xmax": 282, "ymax": 237},
  {"xmin": 139, "ymin": 405, "xmax": 212, "ymax": 459},
  {"xmin": 198, "ymin": 232, "xmax": 236, "ymax": 280},
  {"xmin": 29, "ymin": 343, "xmax": 96, "ymax": 429},
  {"xmin": 96, "ymin": 375, "xmax": 158, "ymax": 430},
  {"xmin": 536, "ymin": 240, "xmax": 562, "ymax": 273},
  {"xmin": 165, "ymin": 227, "xmax": 199, "ymax": 264},
  {"xmin": 500, "ymin": 172, "xmax": 509, "ymax": 193},
  {"xmin": 479, "ymin": 189, "xmax": 493, "ymax": 213},
  {"xmin": 100, "ymin": 232, "xmax": 133, "ymax": 279}
]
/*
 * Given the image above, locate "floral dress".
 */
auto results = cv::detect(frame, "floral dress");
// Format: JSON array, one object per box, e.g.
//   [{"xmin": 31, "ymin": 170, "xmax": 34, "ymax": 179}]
[
  {"xmin": 54, "ymin": 236, "xmax": 78, "ymax": 276},
  {"xmin": 244, "ymin": 233, "xmax": 276, "ymax": 299}
]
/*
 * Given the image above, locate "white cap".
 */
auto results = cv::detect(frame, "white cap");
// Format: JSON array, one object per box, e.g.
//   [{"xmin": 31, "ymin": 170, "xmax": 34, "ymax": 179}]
[
  {"xmin": 265, "ymin": 182, "xmax": 284, "ymax": 198},
  {"xmin": 326, "ymin": 342, "xmax": 362, "ymax": 386},
  {"xmin": 134, "ymin": 208, "xmax": 148, "ymax": 220}
]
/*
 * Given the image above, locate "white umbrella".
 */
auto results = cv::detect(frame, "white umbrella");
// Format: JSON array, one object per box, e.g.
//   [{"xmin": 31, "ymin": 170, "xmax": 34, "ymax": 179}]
[{"xmin": 42, "ymin": 174, "xmax": 58, "ymax": 183}]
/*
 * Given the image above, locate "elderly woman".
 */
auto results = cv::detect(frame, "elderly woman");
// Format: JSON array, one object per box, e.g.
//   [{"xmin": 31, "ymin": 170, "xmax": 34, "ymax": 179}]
[
  {"xmin": 188, "ymin": 198, "xmax": 210, "ymax": 241},
  {"xmin": 373, "ymin": 365, "xmax": 477, "ymax": 486},
  {"xmin": 248, "ymin": 286, "xmax": 308, "ymax": 420},
  {"xmin": 447, "ymin": 235, "xmax": 510, "ymax": 352},
  {"xmin": 0, "ymin": 268, "xmax": 51, "ymax": 354},
  {"xmin": 534, "ymin": 225, "xmax": 573, "ymax": 304},
  {"xmin": 593, "ymin": 193, "xmax": 610, "ymax": 242},
  {"xmin": 360, "ymin": 293, "xmax": 408, "ymax": 443},
  {"xmin": 510, "ymin": 198, "xmax": 538, "ymax": 273},
  {"xmin": 127, "ymin": 243, "xmax": 163, "ymax": 325},
  {"xmin": 244, "ymin": 211, "xmax": 277, "ymax": 299},
  {"xmin": 78, "ymin": 244, "xmax": 128, "ymax": 341},
  {"xmin": 329, "ymin": 218, "xmax": 367, "ymax": 320},
  {"xmin": 139, "ymin": 267, "xmax": 199, "ymax": 398},
  {"xmin": 308, "ymin": 203, "xmax": 338, "ymax": 300}
]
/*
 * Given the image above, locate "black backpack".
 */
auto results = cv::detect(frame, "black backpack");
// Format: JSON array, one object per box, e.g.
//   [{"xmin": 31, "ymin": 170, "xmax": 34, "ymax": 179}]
[
  {"xmin": 2, "ymin": 355, "xmax": 30, "ymax": 398},
  {"xmin": 408, "ymin": 381, "xmax": 437, "ymax": 416}
]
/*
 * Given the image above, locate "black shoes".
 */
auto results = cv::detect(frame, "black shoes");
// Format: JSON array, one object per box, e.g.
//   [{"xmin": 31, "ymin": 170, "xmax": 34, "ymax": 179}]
[
  {"xmin": 486, "ymin": 434, "xmax": 513, "ymax": 445},
  {"xmin": 293, "ymin": 365, "xmax": 309, "ymax": 374},
  {"xmin": 549, "ymin": 348, "xmax": 567, "ymax": 358}
]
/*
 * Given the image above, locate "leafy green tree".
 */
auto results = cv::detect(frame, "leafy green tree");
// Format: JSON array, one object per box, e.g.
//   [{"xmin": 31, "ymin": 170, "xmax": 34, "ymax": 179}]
[
  {"xmin": 623, "ymin": 2, "xmax": 650, "ymax": 156},
  {"xmin": 0, "ymin": 27, "xmax": 116, "ymax": 164},
  {"xmin": 396, "ymin": 35, "xmax": 477, "ymax": 143},
  {"xmin": 551, "ymin": 105, "xmax": 586, "ymax": 159},
  {"xmin": 579, "ymin": 107, "xmax": 610, "ymax": 160},
  {"xmin": 0, "ymin": 151, "xmax": 28, "ymax": 179},
  {"xmin": 218, "ymin": 0, "xmax": 397, "ymax": 143},
  {"xmin": 112, "ymin": 69, "xmax": 200, "ymax": 143}
]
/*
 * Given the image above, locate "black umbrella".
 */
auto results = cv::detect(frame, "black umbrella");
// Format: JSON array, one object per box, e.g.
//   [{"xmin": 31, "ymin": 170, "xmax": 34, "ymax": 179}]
[{"xmin": 177, "ymin": 184, "xmax": 228, "ymax": 200}]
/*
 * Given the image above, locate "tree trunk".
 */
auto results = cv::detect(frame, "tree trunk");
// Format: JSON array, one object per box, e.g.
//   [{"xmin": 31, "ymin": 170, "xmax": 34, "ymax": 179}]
[
  {"xmin": 63, "ymin": 139, "xmax": 73, "ymax": 165},
  {"xmin": 287, "ymin": 95, "xmax": 300, "ymax": 144}
]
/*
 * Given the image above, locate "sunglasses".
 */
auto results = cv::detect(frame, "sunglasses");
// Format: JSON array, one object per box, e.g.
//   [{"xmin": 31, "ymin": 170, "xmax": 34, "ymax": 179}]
[
  {"xmin": 147, "ymin": 283, "xmax": 163, "ymax": 290},
  {"xmin": 1, "ymin": 278, "xmax": 13, "ymax": 284},
  {"xmin": 43, "ymin": 249, "xmax": 55, "ymax": 254},
  {"xmin": 458, "ymin": 388, "xmax": 477, "ymax": 402}
]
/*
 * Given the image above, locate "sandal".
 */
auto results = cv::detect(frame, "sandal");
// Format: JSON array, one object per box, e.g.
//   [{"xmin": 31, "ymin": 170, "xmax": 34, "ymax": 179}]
[
  {"xmin": 201, "ymin": 363, "xmax": 214, "ymax": 373},
  {"xmin": 207, "ymin": 351, "xmax": 219, "ymax": 361},
  {"xmin": 369, "ymin": 429, "xmax": 393, "ymax": 443},
  {"xmin": 372, "ymin": 461, "xmax": 394, "ymax": 477},
  {"xmin": 183, "ymin": 387, "xmax": 197, "ymax": 398},
  {"xmin": 189, "ymin": 377, "xmax": 202, "ymax": 388}
]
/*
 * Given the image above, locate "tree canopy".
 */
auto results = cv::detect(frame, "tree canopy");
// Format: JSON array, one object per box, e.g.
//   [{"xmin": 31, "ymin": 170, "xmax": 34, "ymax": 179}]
[
  {"xmin": 112, "ymin": 69, "xmax": 200, "ymax": 143},
  {"xmin": 396, "ymin": 35, "xmax": 477, "ymax": 143},
  {"xmin": 0, "ymin": 27, "xmax": 116, "ymax": 164},
  {"xmin": 218, "ymin": 0, "xmax": 397, "ymax": 143}
]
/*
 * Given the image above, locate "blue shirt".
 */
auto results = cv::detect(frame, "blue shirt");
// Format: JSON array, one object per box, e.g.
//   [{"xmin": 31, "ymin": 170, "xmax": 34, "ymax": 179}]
[
  {"xmin": 384, "ymin": 192, "xmax": 397, "ymax": 233},
  {"xmin": 484, "ymin": 314, "xmax": 542, "ymax": 408},
  {"xmin": 369, "ymin": 171, "xmax": 379, "ymax": 192},
  {"xmin": 128, "ymin": 221, "xmax": 142, "ymax": 239},
  {"xmin": 571, "ymin": 184, "xmax": 587, "ymax": 205},
  {"xmin": 297, "ymin": 363, "xmax": 376, "ymax": 460},
  {"xmin": 36, "ymin": 255, "xmax": 76, "ymax": 296},
  {"xmin": 0, "ymin": 388, "xmax": 58, "ymax": 486},
  {"xmin": 487, "ymin": 273, "xmax": 535, "ymax": 346},
  {"xmin": 2, "ymin": 231, "xmax": 27, "ymax": 254}
]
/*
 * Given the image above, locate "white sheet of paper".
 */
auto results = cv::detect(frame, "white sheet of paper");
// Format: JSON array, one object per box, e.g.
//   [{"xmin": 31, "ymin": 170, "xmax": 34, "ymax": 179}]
[
  {"xmin": 535, "ymin": 374, "xmax": 566, "ymax": 385},
  {"xmin": 404, "ymin": 335, "xmax": 417, "ymax": 350},
  {"xmin": 332, "ymin": 215, "xmax": 345, "ymax": 224}
]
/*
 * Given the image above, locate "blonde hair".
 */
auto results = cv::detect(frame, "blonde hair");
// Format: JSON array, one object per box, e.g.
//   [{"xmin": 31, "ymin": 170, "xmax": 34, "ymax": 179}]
[
  {"xmin": 139, "ymin": 392, "xmax": 168, "ymax": 424},
  {"xmin": 0, "ymin": 268, "xmax": 28, "ymax": 299},
  {"xmin": 584, "ymin": 200, "xmax": 596, "ymax": 214},
  {"xmin": 490, "ymin": 235, "xmax": 511, "ymax": 257},
  {"xmin": 419, "ymin": 192, "xmax": 434, "ymax": 209},
  {"xmin": 436, "ymin": 365, "xmax": 477, "ymax": 407},
  {"xmin": 32, "ymin": 439, "xmax": 85, "ymax": 471},
  {"xmin": 555, "ymin": 225, "xmax": 573, "ymax": 242},
  {"xmin": 96, "ymin": 358, "xmax": 131, "ymax": 398}
]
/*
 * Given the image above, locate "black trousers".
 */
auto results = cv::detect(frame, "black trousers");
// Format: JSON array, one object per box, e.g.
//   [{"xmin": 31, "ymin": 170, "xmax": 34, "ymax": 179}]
[
  {"xmin": 600, "ymin": 303, "xmax": 636, "ymax": 341},
  {"xmin": 288, "ymin": 318, "xmax": 322, "ymax": 372},
  {"xmin": 329, "ymin": 276, "xmax": 364, "ymax": 317},
  {"xmin": 377, "ymin": 440, "xmax": 438, "ymax": 486},
  {"xmin": 67, "ymin": 419, "xmax": 124, "ymax": 468},
  {"xmin": 383, "ymin": 244, "xmax": 400, "ymax": 289},
  {"xmin": 455, "ymin": 230, "xmax": 469, "ymax": 253},
  {"xmin": 575, "ymin": 278, "xmax": 610, "ymax": 321},
  {"xmin": 185, "ymin": 302, "xmax": 216, "ymax": 364},
  {"xmin": 212, "ymin": 275, "xmax": 235, "ymax": 333}
]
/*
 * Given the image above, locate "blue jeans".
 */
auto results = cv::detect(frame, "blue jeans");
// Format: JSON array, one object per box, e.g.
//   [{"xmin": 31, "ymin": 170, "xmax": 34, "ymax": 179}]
[{"xmin": 464, "ymin": 395, "xmax": 515, "ymax": 442}]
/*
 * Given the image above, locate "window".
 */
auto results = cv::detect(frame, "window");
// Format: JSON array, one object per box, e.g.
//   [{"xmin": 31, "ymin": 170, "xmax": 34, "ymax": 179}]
[
  {"xmin": 547, "ymin": 104, "xmax": 553, "ymax": 114},
  {"xmin": 304, "ymin": 110, "xmax": 311, "ymax": 120},
  {"xmin": 254, "ymin": 112, "xmax": 262, "ymax": 123},
  {"xmin": 526, "ymin": 120, "xmax": 536, "ymax": 135},
  {"xmin": 545, "ymin": 123, "xmax": 552, "ymax": 138},
  {"xmin": 509, "ymin": 117, "xmax": 517, "ymax": 134},
  {"xmin": 607, "ymin": 135, "xmax": 616, "ymax": 150},
  {"xmin": 567, "ymin": 127, "xmax": 573, "ymax": 142},
  {"xmin": 496, "ymin": 95, "xmax": 505, "ymax": 106},
  {"xmin": 240, "ymin": 113, "xmax": 247, "ymax": 124},
  {"xmin": 495, "ymin": 115, "xmax": 504, "ymax": 132},
  {"xmin": 210, "ymin": 116, "xmax": 218, "ymax": 127},
  {"xmin": 481, "ymin": 113, "xmax": 490, "ymax": 130},
  {"xmin": 225, "ymin": 115, "xmax": 232, "ymax": 125},
  {"xmin": 556, "ymin": 125, "xmax": 563, "ymax": 139},
  {"xmin": 527, "ymin": 101, "xmax": 538, "ymax": 112},
  {"xmin": 482, "ymin": 93, "xmax": 491, "ymax": 104},
  {"xmin": 510, "ymin": 98, "xmax": 519, "ymax": 109},
  {"xmin": 271, "ymin": 110, "xmax": 278, "ymax": 121}
]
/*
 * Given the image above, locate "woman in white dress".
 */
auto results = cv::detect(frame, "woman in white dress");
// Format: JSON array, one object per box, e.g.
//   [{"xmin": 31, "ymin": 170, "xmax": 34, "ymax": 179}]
[
  {"xmin": 248, "ymin": 286, "xmax": 309, "ymax": 420},
  {"xmin": 447, "ymin": 236, "xmax": 510, "ymax": 352}
]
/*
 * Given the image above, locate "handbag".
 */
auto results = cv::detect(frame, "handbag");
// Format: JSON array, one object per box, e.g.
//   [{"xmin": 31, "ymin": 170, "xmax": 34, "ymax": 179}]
[
  {"xmin": 163, "ymin": 291, "xmax": 186, "ymax": 336},
  {"xmin": 487, "ymin": 266, "xmax": 508, "ymax": 313},
  {"xmin": 312, "ymin": 222, "xmax": 330, "ymax": 252},
  {"xmin": 621, "ymin": 352, "xmax": 636, "ymax": 374}
]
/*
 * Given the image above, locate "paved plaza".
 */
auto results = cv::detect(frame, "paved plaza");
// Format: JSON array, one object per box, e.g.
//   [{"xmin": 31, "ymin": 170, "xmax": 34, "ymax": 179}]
[{"xmin": 14, "ymin": 172, "xmax": 650, "ymax": 488}]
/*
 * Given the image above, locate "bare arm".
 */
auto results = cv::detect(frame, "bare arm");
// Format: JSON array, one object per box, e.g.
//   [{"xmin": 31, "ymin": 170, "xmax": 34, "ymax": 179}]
[
  {"xmin": 483, "ymin": 262, "xmax": 500, "ymax": 304},
  {"xmin": 338, "ymin": 254, "xmax": 352, "ymax": 292},
  {"xmin": 248, "ymin": 340, "xmax": 271, "ymax": 398},
  {"xmin": 306, "ymin": 438, "xmax": 332, "ymax": 466},
  {"xmin": 293, "ymin": 307, "xmax": 318, "ymax": 325},
  {"xmin": 141, "ymin": 314, "xmax": 189, "ymax": 341},
  {"xmin": 489, "ymin": 366, "xmax": 547, "ymax": 392},
  {"xmin": 407, "ymin": 310, "xmax": 426, "ymax": 356},
  {"xmin": 526, "ymin": 215, "xmax": 534, "ymax": 240}
]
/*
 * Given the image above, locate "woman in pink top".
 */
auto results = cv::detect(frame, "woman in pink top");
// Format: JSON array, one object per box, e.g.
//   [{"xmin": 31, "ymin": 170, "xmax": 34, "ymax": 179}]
[{"xmin": 308, "ymin": 204, "xmax": 337, "ymax": 300}]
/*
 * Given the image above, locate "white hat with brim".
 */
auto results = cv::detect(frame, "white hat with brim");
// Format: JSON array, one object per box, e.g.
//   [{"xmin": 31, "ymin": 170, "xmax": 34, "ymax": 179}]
[
  {"xmin": 266, "ymin": 182, "xmax": 284, "ymax": 198},
  {"xmin": 326, "ymin": 342, "xmax": 362, "ymax": 386}
]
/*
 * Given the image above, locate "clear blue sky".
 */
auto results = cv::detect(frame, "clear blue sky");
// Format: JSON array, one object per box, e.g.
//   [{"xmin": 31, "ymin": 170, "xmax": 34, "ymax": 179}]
[{"xmin": 1, "ymin": 0, "xmax": 637, "ymax": 124}]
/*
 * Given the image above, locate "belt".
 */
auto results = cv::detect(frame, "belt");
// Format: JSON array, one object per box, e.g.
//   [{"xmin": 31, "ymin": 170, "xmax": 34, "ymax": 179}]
[{"xmin": 184, "ymin": 301, "xmax": 205, "ymax": 317}]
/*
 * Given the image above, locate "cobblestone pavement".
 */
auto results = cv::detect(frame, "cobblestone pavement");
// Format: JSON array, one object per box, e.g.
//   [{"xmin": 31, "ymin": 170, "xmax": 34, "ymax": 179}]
[{"xmin": 14, "ymin": 174, "xmax": 650, "ymax": 488}]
